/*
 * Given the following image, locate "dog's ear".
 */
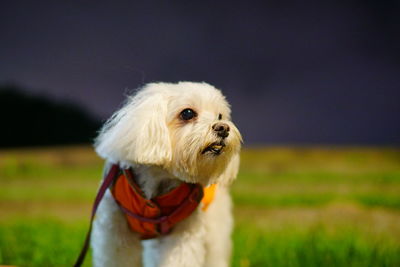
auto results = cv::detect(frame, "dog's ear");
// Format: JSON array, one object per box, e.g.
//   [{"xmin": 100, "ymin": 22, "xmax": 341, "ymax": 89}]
[{"xmin": 95, "ymin": 86, "xmax": 172, "ymax": 166}]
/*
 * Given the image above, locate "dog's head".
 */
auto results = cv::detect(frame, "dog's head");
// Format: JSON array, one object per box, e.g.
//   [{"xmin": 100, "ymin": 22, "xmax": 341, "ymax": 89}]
[{"xmin": 95, "ymin": 82, "xmax": 242, "ymax": 185}]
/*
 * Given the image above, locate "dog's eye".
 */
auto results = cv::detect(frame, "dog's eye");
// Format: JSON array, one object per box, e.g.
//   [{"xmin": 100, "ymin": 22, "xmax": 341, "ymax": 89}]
[
  {"xmin": 218, "ymin": 114, "xmax": 222, "ymax": 120},
  {"xmin": 180, "ymin": 109, "xmax": 197, "ymax": 121}
]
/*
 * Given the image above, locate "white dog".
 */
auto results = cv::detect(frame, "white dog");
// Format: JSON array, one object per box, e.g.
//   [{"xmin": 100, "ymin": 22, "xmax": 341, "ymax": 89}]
[{"xmin": 91, "ymin": 82, "xmax": 241, "ymax": 267}]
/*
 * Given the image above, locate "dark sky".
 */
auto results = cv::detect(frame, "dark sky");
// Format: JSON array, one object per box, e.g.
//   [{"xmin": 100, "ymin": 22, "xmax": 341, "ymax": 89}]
[{"xmin": 1, "ymin": 1, "xmax": 399, "ymax": 145}]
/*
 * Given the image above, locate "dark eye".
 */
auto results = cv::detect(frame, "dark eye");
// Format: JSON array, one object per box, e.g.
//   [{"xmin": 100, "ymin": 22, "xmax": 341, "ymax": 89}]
[
  {"xmin": 180, "ymin": 109, "xmax": 197, "ymax": 121},
  {"xmin": 218, "ymin": 114, "xmax": 222, "ymax": 120}
]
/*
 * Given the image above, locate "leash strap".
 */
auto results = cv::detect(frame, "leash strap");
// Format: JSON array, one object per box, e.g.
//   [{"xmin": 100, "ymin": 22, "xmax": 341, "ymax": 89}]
[{"xmin": 73, "ymin": 164, "xmax": 120, "ymax": 267}]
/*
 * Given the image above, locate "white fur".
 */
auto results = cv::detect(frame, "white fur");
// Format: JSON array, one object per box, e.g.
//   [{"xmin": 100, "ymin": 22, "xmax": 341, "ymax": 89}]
[{"xmin": 91, "ymin": 82, "xmax": 242, "ymax": 267}]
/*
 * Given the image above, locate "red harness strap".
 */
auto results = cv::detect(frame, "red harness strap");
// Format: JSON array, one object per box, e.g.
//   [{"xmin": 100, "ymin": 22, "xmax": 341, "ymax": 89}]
[{"xmin": 111, "ymin": 168, "xmax": 204, "ymax": 239}]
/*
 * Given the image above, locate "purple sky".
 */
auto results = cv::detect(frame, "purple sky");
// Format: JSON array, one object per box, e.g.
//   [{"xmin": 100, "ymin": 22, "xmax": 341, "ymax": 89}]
[{"xmin": 1, "ymin": 1, "xmax": 399, "ymax": 144}]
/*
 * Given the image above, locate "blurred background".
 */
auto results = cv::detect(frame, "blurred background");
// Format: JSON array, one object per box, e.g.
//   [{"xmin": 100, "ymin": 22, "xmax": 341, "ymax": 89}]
[{"xmin": 0, "ymin": 1, "xmax": 399, "ymax": 266}]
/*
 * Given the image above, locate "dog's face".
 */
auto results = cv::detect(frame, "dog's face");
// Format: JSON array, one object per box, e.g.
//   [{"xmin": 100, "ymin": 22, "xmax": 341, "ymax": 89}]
[{"xmin": 95, "ymin": 82, "xmax": 241, "ymax": 185}]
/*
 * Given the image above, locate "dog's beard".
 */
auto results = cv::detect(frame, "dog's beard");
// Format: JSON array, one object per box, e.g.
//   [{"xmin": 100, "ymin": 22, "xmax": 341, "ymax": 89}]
[{"xmin": 168, "ymin": 121, "xmax": 241, "ymax": 185}]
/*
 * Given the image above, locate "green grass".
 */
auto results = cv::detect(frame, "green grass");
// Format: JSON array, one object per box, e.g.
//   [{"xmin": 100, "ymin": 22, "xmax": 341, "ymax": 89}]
[
  {"xmin": 233, "ymin": 225, "xmax": 400, "ymax": 267},
  {"xmin": 0, "ymin": 219, "xmax": 91, "ymax": 267},
  {"xmin": 1, "ymin": 220, "xmax": 399, "ymax": 267},
  {"xmin": 1, "ymin": 146, "xmax": 400, "ymax": 266}
]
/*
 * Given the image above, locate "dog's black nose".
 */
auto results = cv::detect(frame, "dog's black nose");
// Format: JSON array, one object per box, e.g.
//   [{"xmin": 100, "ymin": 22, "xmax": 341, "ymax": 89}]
[{"xmin": 212, "ymin": 122, "xmax": 230, "ymax": 138}]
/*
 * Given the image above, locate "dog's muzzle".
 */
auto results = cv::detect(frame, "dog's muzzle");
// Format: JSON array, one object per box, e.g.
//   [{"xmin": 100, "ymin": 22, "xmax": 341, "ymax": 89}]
[{"xmin": 202, "ymin": 140, "xmax": 226, "ymax": 155}]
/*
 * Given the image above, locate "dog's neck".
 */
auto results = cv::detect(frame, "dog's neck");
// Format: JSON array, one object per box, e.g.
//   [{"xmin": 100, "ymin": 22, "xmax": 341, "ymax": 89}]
[{"xmin": 129, "ymin": 164, "xmax": 183, "ymax": 199}]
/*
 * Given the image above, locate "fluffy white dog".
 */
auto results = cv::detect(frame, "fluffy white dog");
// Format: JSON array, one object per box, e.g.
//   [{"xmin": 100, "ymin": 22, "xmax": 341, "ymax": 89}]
[{"xmin": 91, "ymin": 82, "xmax": 242, "ymax": 267}]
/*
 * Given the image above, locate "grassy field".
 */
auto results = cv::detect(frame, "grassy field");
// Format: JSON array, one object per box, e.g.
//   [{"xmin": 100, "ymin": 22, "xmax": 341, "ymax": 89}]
[{"xmin": 0, "ymin": 146, "xmax": 399, "ymax": 266}]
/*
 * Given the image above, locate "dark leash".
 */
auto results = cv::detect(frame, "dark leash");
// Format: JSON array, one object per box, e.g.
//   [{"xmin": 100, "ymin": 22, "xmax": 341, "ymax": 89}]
[{"xmin": 73, "ymin": 164, "xmax": 120, "ymax": 267}]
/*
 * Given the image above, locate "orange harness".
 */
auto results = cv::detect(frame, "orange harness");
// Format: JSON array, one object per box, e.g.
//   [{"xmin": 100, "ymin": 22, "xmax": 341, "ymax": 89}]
[
  {"xmin": 111, "ymin": 167, "xmax": 217, "ymax": 239},
  {"xmin": 74, "ymin": 164, "xmax": 216, "ymax": 267}
]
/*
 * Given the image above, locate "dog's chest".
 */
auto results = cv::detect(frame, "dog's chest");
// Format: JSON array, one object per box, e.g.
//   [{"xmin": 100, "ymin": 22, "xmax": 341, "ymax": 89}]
[{"xmin": 133, "ymin": 166, "xmax": 182, "ymax": 199}]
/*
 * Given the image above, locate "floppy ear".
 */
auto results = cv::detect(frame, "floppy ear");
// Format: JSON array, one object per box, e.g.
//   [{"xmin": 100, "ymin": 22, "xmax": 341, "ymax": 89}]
[{"xmin": 95, "ymin": 87, "xmax": 171, "ymax": 166}]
